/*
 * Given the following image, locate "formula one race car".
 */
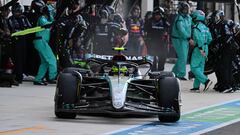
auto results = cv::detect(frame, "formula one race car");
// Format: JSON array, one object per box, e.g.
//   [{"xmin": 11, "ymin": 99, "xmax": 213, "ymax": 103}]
[{"xmin": 54, "ymin": 48, "xmax": 181, "ymax": 122}]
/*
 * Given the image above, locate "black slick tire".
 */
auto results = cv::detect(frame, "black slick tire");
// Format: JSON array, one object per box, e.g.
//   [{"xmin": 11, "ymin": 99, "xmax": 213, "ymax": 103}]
[
  {"xmin": 157, "ymin": 77, "xmax": 180, "ymax": 122},
  {"xmin": 55, "ymin": 72, "xmax": 78, "ymax": 119}
]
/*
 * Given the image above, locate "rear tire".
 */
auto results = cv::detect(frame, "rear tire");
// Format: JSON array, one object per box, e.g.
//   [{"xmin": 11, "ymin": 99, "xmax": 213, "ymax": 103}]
[
  {"xmin": 54, "ymin": 72, "xmax": 78, "ymax": 119},
  {"xmin": 157, "ymin": 77, "xmax": 180, "ymax": 122}
]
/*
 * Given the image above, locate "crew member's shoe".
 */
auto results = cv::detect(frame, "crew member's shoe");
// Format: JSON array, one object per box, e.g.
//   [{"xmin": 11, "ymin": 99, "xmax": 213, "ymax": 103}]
[
  {"xmin": 188, "ymin": 71, "xmax": 195, "ymax": 80},
  {"xmin": 213, "ymin": 83, "xmax": 220, "ymax": 91},
  {"xmin": 178, "ymin": 77, "xmax": 188, "ymax": 81},
  {"xmin": 190, "ymin": 87, "xmax": 199, "ymax": 91},
  {"xmin": 203, "ymin": 79, "xmax": 212, "ymax": 91},
  {"xmin": 222, "ymin": 87, "xmax": 233, "ymax": 93},
  {"xmin": 33, "ymin": 81, "xmax": 48, "ymax": 86},
  {"xmin": 47, "ymin": 79, "xmax": 57, "ymax": 84},
  {"xmin": 190, "ymin": 87, "xmax": 200, "ymax": 92}
]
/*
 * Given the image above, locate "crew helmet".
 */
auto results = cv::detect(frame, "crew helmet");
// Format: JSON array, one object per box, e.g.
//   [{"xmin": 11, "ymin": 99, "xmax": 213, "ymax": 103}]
[
  {"xmin": 178, "ymin": 1, "xmax": 190, "ymax": 15},
  {"xmin": 144, "ymin": 11, "xmax": 152, "ymax": 20},
  {"xmin": 30, "ymin": 0, "xmax": 46, "ymax": 13},
  {"xmin": 99, "ymin": 9, "xmax": 108, "ymax": 19},
  {"xmin": 226, "ymin": 20, "xmax": 240, "ymax": 34},
  {"xmin": 212, "ymin": 10, "xmax": 224, "ymax": 24},
  {"xmin": 191, "ymin": 10, "xmax": 205, "ymax": 22},
  {"xmin": 153, "ymin": 6, "xmax": 165, "ymax": 18},
  {"xmin": 12, "ymin": 2, "xmax": 24, "ymax": 14},
  {"xmin": 113, "ymin": 13, "xmax": 124, "ymax": 23},
  {"xmin": 68, "ymin": 0, "xmax": 81, "ymax": 9}
]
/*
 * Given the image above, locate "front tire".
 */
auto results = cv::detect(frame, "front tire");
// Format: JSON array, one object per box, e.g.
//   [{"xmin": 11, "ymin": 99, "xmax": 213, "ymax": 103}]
[
  {"xmin": 54, "ymin": 72, "xmax": 78, "ymax": 119},
  {"xmin": 157, "ymin": 77, "xmax": 180, "ymax": 122}
]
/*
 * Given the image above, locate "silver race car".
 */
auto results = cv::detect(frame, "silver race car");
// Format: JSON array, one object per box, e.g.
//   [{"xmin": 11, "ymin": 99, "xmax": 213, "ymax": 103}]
[{"xmin": 54, "ymin": 48, "xmax": 181, "ymax": 122}]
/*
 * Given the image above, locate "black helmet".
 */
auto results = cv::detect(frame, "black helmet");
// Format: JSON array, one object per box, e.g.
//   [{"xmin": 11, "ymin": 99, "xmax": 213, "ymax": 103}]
[
  {"xmin": 104, "ymin": 6, "xmax": 115, "ymax": 20},
  {"xmin": 178, "ymin": 1, "xmax": 190, "ymax": 15},
  {"xmin": 153, "ymin": 6, "xmax": 165, "ymax": 18},
  {"xmin": 42, "ymin": 5, "xmax": 50, "ymax": 15},
  {"xmin": 12, "ymin": 2, "xmax": 24, "ymax": 14},
  {"xmin": 226, "ymin": 20, "xmax": 234, "ymax": 29},
  {"xmin": 99, "ymin": 9, "xmax": 109, "ymax": 19},
  {"xmin": 105, "ymin": 6, "xmax": 115, "ymax": 15},
  {"xmin": 113, "ymin": 13, "xmax": 124, "ymax": 23},
  {"xmin": 30, "ymin": 0, "xmax": 46, "ymax": 13},
  {"xmin": 212, "ymin": 10, "xmax": 224, "ymax": 24},
  {"xmin": 68, "ymin": 0, "xmax": 81, "ymax": 9},
  {"xmin": 144, "ymin": 11, "xmax": 152, "ymax": 20},
  {"xmin": 226, "ymin": 20, "xmax": 240, "ymax": 34}
]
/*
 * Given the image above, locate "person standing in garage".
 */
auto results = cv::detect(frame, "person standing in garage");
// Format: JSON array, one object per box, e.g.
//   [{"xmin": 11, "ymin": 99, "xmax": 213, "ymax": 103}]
[
  {"xmin": 33, "ymin": 4, "xmax": 57, "ymax": 85},
  {"xmin": 144, "ymin": 6, "xmax": 170, "ymax": 71},
  {"xmin": 8, "ymin": 2, "xmax": 32, "ymax": 84},
  {"xmin": 171, "ymin": 1, "xmax": 192, "ymax": 80},
  {"xmin": 190, "ymin": 10, "xmax": 212, "ymax": 92},
  {"xmin": 125, "ymin": 5, "xmax": 145, "ymax": 56}
]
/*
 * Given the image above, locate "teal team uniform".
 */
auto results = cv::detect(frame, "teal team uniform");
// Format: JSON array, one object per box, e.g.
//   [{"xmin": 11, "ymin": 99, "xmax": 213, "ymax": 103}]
[
  {"xmin": 33, "ymin": 15, "xmax": 57, "ymax": 83},
  {"xmin": 171, "ymin": 14, "xmax": 192, "ymax": 78},
  {"xmin": 190, "ymin": 10, "xmax": 212, "ymax": 89},
  {"xmin": 190, "ymin": 13, "xmax": 212, "ymax": 88}
]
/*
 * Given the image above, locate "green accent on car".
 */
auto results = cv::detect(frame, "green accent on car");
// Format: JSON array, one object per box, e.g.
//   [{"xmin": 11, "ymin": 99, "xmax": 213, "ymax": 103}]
[
  {"xmin": 111, "ymin": 66, "xmax": 128, "ymax": 73},
  {"xmin": 113, "ymin": 47, "xmax": 125, "ymax": 51},
  {"xmin": 73, "ymin": 60, "xmax": 89, "ymax": 69}
]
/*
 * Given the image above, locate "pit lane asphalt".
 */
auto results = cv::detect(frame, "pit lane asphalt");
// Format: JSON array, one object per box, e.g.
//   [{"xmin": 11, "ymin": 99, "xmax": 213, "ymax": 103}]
[{"xmin": 0, "ymin": 64, "xmax": 239, "ymax": 135}]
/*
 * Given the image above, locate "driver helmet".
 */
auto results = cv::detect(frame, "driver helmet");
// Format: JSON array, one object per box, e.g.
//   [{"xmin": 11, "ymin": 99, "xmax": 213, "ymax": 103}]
[
  {"xmin": 191, "ymin": 10, "xmax": 205, "ymax": 22},
  {"xmin": 178, "ymin": 1, "xmax": 190, "ymax": 15}
]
